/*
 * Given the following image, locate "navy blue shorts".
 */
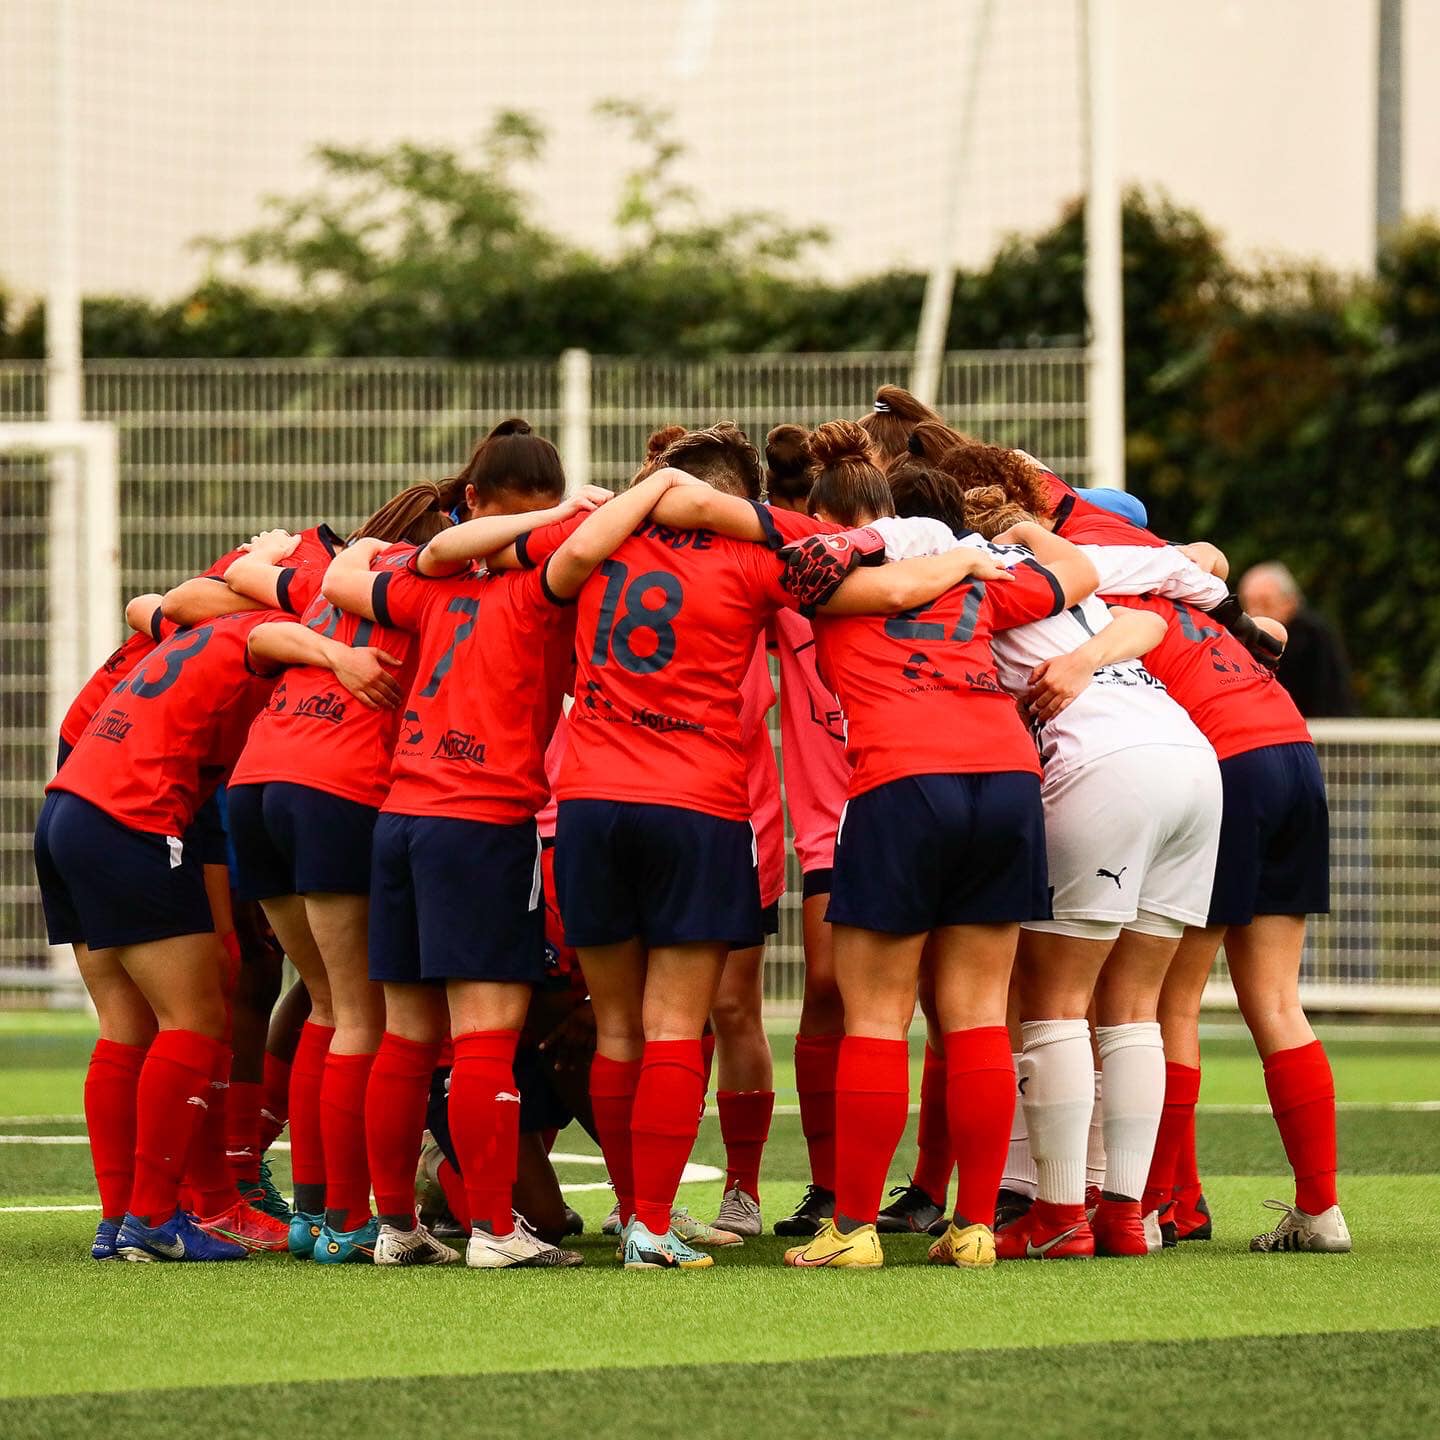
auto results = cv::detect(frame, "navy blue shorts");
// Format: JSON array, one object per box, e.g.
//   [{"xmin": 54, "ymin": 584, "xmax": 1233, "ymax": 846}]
[
  {"xmin": 803, "ymin": 867, "xmax": 834, "ymax": 900},
  {"xmin": 34, "ymin": 790, "xmax": 214, "ymax": 949},
  {"xmin": 228, "ymin": 782, "xmax": 378, "ymax": 901},
  {"xmin": 555, "ymin": 800, "xmax": 760, "ymax": 949},
  {"xmin": 369, "ymin": 812, "xmax": 544, "ymax": 984},
  {"xmin": 826, "ymin": 772, "xmax": 1050, "ymax": 933},
  {"xmin": 192, "ymin": 791, "xmax": 229, "ymax": 868},
  {"xmin": 1208, "ymin": 742, "xmax": 1330, "ymax": 926}
]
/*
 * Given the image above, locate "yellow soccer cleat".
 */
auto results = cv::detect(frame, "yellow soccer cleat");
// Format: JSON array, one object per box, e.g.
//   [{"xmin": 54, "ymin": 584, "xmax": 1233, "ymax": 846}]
[
  {"xmin": 927, "ymin": 1220, "xmax": 996, "ymax": 1269},
  {"xmin": 783, "ymin": 1219, "xmax": 883, "ymax": 1268}
]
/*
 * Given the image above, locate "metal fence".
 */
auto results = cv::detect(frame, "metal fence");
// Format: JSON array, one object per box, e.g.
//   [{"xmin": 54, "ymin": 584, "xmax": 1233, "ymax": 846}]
[{"xmin": 2, "ymin": 354, "xmax": 1435, "ymax": 1014}]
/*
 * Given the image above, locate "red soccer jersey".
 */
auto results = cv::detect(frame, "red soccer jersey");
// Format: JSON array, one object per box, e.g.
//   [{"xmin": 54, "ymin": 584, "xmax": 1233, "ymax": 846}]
[
  {"xmin": 773, "ymin": 604, "xmax": 850, "ymax": 873},
  {"xmin": 373, "ymin": 552, "xmax": 576, "ymax": 823},
  {"xmin": 1108, "ymin": 594, "xmax": 1312, "ymax": 761},
  {"xmin": 740, "ymin": 641, "xmax": 785, "ymax": 908},
  {"xmin": 555, "ymin": 508, "xmax": 793, "ymax": 822},
  {"xmin": 1043, "ymin": 478, "xmax": 1167, "ymax": 549},
  {"xmin": 229, "ymin": 544, "xmax": 422, "ymax": 807},
  {"xmin": 815, "ymin": 560, "xmax": 1066, "ymax": 797},
  {"xmin": 48, "ymin": 610, "xmax": 282, "ymax": 834}
]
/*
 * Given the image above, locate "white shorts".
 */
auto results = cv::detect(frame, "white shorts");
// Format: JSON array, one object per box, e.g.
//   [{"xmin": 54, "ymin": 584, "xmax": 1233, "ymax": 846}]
[{"xmin": 1022, "ymin": 743, "xmax": 1222, "ymax": 936}]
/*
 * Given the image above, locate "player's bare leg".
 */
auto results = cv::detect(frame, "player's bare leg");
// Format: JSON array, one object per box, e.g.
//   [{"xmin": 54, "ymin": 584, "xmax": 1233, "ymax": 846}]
[
  {"xmin": 1228, "ymin": 917, "xmax": 1348, "ymax": 1252},
  {"xmin": 710, "ymin": 943, "xmax": 773, "ymax": 1236},
  {"xmin": 779, "ymin": 893, "xmax": 843, "ymax": 1236},
  {"xmin": 922, "ymin": 921, "xmax": 1018, "ymax": 1267}
]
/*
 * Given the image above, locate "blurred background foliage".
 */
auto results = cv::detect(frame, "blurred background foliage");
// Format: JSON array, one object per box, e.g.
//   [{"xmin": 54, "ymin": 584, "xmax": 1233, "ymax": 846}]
[{"xmin": 1, "ymin": 107, "xmax": 1436, "ymax": 713}]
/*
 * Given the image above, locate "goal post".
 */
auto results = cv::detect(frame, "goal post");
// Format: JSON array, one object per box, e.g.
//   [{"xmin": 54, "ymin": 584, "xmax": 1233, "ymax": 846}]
[{"xmin": 0, "ymin": 420, "xmax": 118, "ymax": 1007}]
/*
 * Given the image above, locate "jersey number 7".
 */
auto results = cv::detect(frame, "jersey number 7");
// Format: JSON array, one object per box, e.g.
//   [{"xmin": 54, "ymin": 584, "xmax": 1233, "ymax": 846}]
[{"xmin": 883, "ymin": 581, "xmax": 986, "ymax": 645}]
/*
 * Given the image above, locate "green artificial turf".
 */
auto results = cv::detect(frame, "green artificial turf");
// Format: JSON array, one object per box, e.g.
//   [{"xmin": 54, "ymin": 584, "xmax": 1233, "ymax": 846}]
[{"xmin": 2, "ymin": 1328, "xmax": 1436, "ymax": 1440}]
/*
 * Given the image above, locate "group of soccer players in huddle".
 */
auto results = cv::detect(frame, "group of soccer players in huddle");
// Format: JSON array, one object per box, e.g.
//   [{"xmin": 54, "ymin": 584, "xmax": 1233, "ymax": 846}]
[{"xmin": 35, "ymin": 384, "xmax": 1351, "ymax": 1270}]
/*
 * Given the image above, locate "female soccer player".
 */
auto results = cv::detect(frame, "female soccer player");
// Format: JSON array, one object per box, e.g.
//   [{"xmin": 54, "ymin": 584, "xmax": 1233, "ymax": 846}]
[
  {"xmin": 223, "ymin": 482, "xmax": 454, "ymax": 1261},
  {"xmin": 930, "ymin": 472, "xmax": 1223, "ymax": 1259},
  {"xmin": 760, "ymin": 425, "xmax": 852, "ymax": 1239},
  {"xmin": 322, "ymin": 456, "xmax": 673, "ymax": 1270},
  {"xmin": 36, "ymin": 599, "xmax": 398, "ymax": 1262},
  {"xmin": 1103, "ymin": 592, "xmax": 1350, "ymax": 1253}
]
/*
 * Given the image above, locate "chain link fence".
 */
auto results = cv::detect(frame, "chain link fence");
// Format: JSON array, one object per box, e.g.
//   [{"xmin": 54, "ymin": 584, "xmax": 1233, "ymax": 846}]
[{"xmin": 2, "ymin": 353, "xmax": 1435, "ymax": 1014}]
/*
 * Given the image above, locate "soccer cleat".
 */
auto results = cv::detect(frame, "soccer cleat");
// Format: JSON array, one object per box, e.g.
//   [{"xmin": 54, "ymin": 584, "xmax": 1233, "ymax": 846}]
[
  {"xmin": 467, "ymin": 1215, "xmax": 583, "ymax": 1269},
  {"xmin": 373, "ymin": 1221, "xmax": 460, "ymax": 1266},
  {"xmin": 622, "ymin": 1219, "xmax": 715, "ymax": 1270},
  {"xmin": 1144, "ymin": 1210, "xmax": 1165, "ymax": 1255},
  {"xmin": 712, "ymin": 1184, "xmax": 763, "ymax": 1238},
  {"xmin": 927, "ymin": 1221, "xmax": 996, "ymax": 1269},
  {"xmin": 288, "ymin": 1209, "xmax": 325, "ymax": 1259},
  {"xmin": 562, "ymin": 1205, "xmax": 585, "ymax": 1237},
  {"xmin": 198, "ymin": 1199, "xmax": 290, "ymax": 1253},
  {"xmin": 773, "ymin": 1183, "xmax": 835, "ymax": 1237},
  {"xmin": 1249, "ymin": 1199, "xmax": 1352, "ymax": 1254},
  {"xmin": 994, "ymin": 1187, "xmax": 1034, "ymax": 1232},
  {"xmin": 415, "ymin": 1143, "xmax": 450, "ymax": 1227},
  {"xmin": 1090, "ymin": 1197, "xmax": 1150, "ymax": 1258},
  {"xmin": 1174, "ymin": 1187, "xmax": 1213, "ymax": 1241},
  {"xmin": 313, "ymin": 1216, "xmax": 380, "ymax": 1265},
  {"xmin": 1084, "ymin": 1184, "xmax": 1102, "ymax": 1220},
  {"xmin": 995, "ymin": 1201, "xmax": 1094, "ymax": 1260},
  {"xmin": 600, "ymin": 1197, "xmax": 623, "ymax": 1236},
  {"xmin": 241, "ymin": 1157, "xmax": 291, "ymax": 1223},
  {"xmin": 784, "ymin": 1218, "xmax": 884, "ymax": 1269},
  {"xmin": 876, "ymin": 1180, "xmax": 945, "ymax": 1235},
  {"xmin": 91, "ymin": 1219, "xmax": 120, "ymax": 1261},
  {"xmin": 670, "ymin": 1206, "xmax": 742, "ymax": 1247},
  {"xmin": 117, "ymin": 1209, "xmax": 249, "ymax": 1262}
]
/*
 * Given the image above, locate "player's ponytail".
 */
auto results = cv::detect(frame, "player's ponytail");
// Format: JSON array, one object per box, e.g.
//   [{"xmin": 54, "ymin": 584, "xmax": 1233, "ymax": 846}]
[
  {"xmin": 857, "ymin": 385, "xmax": 948, "ymax": 463},
  {"xmin": 350, "ymin": 481, "xmax": 453, "ymax": 546},
  {"xmin": 960, "ymin": 484, "xmax": 1034, "ymax": 539},
  {"xmin": 437, "ymin": 417, "xmax": 566, "ymax": 517},
  {"xmin": 764, "ymin": 424, "xmax": 812, "ymax": 504},
  {"xmin": 934, "ymin": 441, "xmax": 1055, "ymax": 521},
  {"xmin": 807, "ymin": 419, "xmax": 895, "ymax": 525}
]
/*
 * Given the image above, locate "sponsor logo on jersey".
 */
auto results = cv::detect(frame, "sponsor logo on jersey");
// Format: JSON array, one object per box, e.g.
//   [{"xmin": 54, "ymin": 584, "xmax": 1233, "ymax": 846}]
[
  {"xmin": 400, "ymin": 710, "xmax": 423, "ymax": 745},
  {"xmin": 432, "ymin": 730, "xmax": 487, "ymax": 765},
  {"xmin": 630, "ymin": 706, "xmax": 705, "ymax": 735},
  {"xmin": 92, "ymin": 708, "xmax": 134, "ymax": 743},
  {"xmin": 269, "ymin": 679, "xmax": 289, "ymax": 713},
  {"xmin": 293, "ymin": 691, "xmax": 348, "ymax": 725}
]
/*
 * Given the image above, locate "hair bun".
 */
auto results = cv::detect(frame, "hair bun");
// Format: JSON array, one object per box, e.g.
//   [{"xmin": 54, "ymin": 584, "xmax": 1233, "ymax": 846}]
[
  {"xmin": 765, "ymin": 424, "xmax": 811, "ymax": 479},
  {"xmin": 807, "ymin": 418, "xmax": 872, "ymax": 470},
  {"xmin": 646, "ymin": 424, "xmax": 688, "ymax": 462}
]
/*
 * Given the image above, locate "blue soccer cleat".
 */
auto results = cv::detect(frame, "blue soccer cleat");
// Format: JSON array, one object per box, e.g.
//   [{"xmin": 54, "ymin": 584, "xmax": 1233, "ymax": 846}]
[
  {"xmin": 312, "ymin": 1216, "xmax": 380, "ymax": 1265},
  {"xmin": 116, "ymin": 1209, "xmax": 249, "ymax": 1262},
  {"xmin": 91, "ymin": 1219, "xmax": 120, "ymax": 1261},
  {"xmin": 288, "ymin": 1209, "xmax": 325, "ymax": 1259},
  {"xmin": 621, "ymin": 1218, "xmax": 714, "ymax": 1270}
]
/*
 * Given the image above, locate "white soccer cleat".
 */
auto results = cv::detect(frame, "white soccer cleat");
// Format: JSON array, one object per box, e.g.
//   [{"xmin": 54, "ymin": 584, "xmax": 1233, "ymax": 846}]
[
  {"xmin": 712, "ymin": 1183, "xmax": 763, "ymax": 1238},
  {"xmin": 373, "ymin": 1221, "xmax": 459, "ymax": 1266},
  {"xmin": 466, "ymin": 1214, "xmax": 584, "ymax": 1269},
  {"xmin": 1143, "ymin": 1209, "xmax": 1164, "ymax": 1255},
  {"xmin": 1249, "ymin": 1199, "xmax": 1352, "ymax": 1254}
]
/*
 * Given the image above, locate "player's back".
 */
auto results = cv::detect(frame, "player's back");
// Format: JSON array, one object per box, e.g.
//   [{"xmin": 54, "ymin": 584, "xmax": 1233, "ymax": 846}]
[
  {"xmin": 1113, "ymin": 594, "xmax": 1312, "ymax": 760},
  {"xmin": 231, "ymin": 555, "xmax": 420, "ymax": 808},
  {"xmin": 559, "ymin": 518, "xmax": 789, "ymax": 822},
  {"xmin": 49, "ymin": 609, "xmax": 281, "ymax": 833}
]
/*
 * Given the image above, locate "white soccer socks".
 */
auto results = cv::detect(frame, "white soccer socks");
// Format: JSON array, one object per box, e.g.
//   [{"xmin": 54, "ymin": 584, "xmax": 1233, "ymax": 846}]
[
  {"xmin": 1086, "ymin": 1069, "xmax": 1107, "ymax": 1193},
  {"xmin": 1095, "ymin": 1022, "xmax": 1165, "ymax": 1203},
  {"xmin": 1018, "ymin": 1020, "xmax": 1094, "ymax": 1206},
  {"xmin": 1001, "ymin": 1051, "xmax": 1038, "ymax": 1199}
]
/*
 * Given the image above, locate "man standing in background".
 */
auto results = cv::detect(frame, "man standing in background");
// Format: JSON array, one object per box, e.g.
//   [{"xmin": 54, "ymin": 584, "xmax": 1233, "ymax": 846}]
[{"xmin": 1239, "ymin": 563, "xmax": 1355, "ymax": 718}]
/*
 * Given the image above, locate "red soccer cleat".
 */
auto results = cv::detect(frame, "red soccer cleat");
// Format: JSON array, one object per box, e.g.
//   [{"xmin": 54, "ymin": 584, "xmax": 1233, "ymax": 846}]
[
  {"xmin": 1172, "ymin": 1185, "xmax": 1213, "ymax": 1241},
  {"xmin": 1091, "ymin": 1197, "xmax": 1150, "ymax": 1257},
  {"xmin": 197, "ymin": 1199, "xmax": 290, "ymax": 1253},
  {"xmin": 995, "ymin": 1200, "xmax": 1094, "ymax": 1260}
]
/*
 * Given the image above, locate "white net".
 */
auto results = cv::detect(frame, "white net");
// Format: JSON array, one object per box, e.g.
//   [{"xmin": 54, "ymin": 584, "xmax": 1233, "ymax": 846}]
[{"xmin": 2, "ymin": 0, "xmax": 1085, "ymax": 303}]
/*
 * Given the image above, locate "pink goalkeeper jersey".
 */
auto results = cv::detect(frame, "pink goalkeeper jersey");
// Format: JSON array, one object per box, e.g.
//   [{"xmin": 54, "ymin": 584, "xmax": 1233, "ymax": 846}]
[
  {"xmin": 772, "ymin": 605, "xmax": 849, "ymax": 875},
  {"xmin": 536, "ymin": 710, "xmax": 567, "ymax": 842},
  {"xmin": 740, "ymin": 641, "xmax": 785, "ymax": 910}
]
